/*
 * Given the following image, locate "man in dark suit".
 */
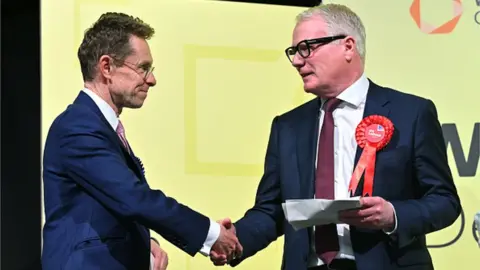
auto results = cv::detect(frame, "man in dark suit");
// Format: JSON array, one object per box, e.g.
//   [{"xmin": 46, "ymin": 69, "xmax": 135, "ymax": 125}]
[
  {"xmin": 210, "ymin": 3, "xmax": 461, "ymax": 270},
  {"xmin": 42, "ymin": 12, "xmax": 241, "ymax": 270}
]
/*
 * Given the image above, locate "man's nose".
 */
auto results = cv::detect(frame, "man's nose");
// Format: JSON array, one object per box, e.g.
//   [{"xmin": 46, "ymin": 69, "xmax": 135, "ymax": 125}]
[
  {"xmin": 291, "ymin": 53, "xmax": 305, "ymax": 68},
  {"xmin": 146, "ymin": 73, "xmax": 156, "ymax": 87}
]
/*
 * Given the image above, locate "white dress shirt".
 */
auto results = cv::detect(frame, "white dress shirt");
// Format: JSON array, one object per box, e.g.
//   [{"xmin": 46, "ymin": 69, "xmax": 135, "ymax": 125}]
[
  {"xmin": 307, "ymin": 74, "xmax": 396, "ymax": 267},
  {"xmin": 81, "ymin": 88, "xmax": 220, "ymax": 259}
]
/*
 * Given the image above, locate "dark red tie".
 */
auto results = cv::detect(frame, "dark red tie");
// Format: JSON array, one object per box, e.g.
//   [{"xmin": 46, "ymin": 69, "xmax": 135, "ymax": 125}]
[{"xmin": 315, "ymin": 98, "xmax": 342, "ymax": 265}]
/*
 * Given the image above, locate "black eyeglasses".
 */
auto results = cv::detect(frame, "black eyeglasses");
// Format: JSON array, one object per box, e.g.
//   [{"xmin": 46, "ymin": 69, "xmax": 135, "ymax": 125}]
[
  {"xmin": 285, "ymin": 35, "xmax": 346, "ymax": 63},
  {"xmin": 111, "ymin": 57, "xmax": 154, "ymax": 81}
]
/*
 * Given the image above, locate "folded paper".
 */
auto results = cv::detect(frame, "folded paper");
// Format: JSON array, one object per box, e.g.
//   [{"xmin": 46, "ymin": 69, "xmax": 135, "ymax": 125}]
[{"xmin": 282, "ymin": 197, "xmax": 362, "ymax": 230}]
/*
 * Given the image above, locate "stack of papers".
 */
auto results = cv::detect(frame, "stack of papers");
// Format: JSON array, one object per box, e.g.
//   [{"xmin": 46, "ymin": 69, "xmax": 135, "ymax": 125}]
[{"xmin": 282, "ymin": 197, "xmax": 362, "ymax": 231}]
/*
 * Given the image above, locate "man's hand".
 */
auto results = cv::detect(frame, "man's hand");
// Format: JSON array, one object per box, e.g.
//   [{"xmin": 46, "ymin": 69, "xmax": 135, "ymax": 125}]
[
  {"xmin": 210, "ymin": 218, "xmax": 242, "ymax": 266},
  {"xmin": 150, "ymin": 239, "xmax": 168, "ymax": 270},
  {"xmin": 339, "ymin": 196, "xmax": 395, "ymax": 231}
]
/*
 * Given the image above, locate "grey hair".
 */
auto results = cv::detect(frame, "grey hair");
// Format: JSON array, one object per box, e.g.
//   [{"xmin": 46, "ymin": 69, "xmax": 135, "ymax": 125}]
[{"xmin": 296, "ymin": 4, "xmax": 366, "ymax": 63}]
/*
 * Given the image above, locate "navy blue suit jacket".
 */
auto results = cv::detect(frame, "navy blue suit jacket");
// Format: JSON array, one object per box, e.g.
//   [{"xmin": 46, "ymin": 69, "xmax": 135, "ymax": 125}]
[
  {"xmin": 230, "ymin": 81, "xmax": 461, "ymax": 270},
  {"xmin": 42, "ymin": 91, "xmax": 210, "ymax": 269}
]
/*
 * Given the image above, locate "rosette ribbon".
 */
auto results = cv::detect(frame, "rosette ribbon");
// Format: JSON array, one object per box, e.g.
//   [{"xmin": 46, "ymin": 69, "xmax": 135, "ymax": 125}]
[{"xmin": 348, "ymin": 115, "xmax": 394, "ymax": 197}]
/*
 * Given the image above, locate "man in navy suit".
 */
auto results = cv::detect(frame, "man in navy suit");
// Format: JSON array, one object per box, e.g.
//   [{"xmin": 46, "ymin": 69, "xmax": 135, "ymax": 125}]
[
  {"xmin": 42, "ymin": 12, "xmax": 241, "ymax": 270},
  {"xmin": 211, "ymin": 4, "xmax": 461, "ymax": 270}
]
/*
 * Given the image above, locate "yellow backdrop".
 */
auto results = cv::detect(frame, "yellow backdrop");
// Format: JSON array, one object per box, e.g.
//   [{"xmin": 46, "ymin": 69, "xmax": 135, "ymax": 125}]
[{"xmin": 41, "ymin": 0, "xmax": 480, "ymax": 269}]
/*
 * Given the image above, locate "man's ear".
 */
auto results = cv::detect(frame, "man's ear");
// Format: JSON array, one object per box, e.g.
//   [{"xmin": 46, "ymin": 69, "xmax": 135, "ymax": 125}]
[
  {"xmin": 98, "ymin": 55, "xmax": 113, "ymax": 79},
  {"xmin": 343, "ymin": 36, "xmax": 356, "ymax": 62}
]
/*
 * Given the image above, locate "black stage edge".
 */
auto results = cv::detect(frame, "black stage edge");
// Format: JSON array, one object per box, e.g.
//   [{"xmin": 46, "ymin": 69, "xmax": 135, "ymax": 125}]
[{"xmin": 1, "ymin": 0, "xmax": 42, "ymax": 269}]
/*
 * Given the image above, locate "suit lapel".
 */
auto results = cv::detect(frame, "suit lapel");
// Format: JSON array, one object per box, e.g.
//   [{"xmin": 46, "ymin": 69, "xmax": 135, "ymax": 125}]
[
  {"xmin": 129, "ymin": 148, "xmax": 147, "ymax": 181},
  {"xmin": 73, "ymin": 91, "xmax": 146, "ymax": 182},
  {"xmin": 296, "ymin": 99, "xmax": 321, "ymax": 198},
  {"xmin": 352, "ymin": 80, "xmax": 390, "ymax": 196},
  {"xmin": 115, "ymin": 135, "xmax": 146, "ymax": 182}
]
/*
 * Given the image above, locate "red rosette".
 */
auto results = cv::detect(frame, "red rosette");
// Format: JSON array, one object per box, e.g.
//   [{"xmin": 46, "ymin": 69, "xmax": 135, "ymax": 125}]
[
  {"xmin": 349, "ymin": 115, "xmax": 394, "ymax": 196},
  {"xmin": 355, "ymin": 115, "xmax": 394, "ymax": 149}
]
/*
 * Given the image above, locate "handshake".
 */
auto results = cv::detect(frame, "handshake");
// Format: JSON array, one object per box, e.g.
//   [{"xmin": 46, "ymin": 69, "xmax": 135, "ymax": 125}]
[{"xmin": 209, "ymin": 218, "xmax": 243, "ymax": 266}]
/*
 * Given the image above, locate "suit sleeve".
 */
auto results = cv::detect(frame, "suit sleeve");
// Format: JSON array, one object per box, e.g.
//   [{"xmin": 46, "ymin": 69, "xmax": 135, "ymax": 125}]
[
  {"xmin": 230, "ymin": 116, "xmax": 285, "ymax": 266},
  {"xmin": 57, "ymin": 111, "xmax": 210, "ymax": 256},
  {"xmin": 390, "ymin": 99, "xmax": 462, "ymax": 248}
]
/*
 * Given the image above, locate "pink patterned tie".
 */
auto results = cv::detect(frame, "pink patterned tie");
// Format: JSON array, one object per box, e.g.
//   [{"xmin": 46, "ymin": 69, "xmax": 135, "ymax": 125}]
[{"xmin": 116, "ymin": 120, "xmax": 130, "ymax": 153}]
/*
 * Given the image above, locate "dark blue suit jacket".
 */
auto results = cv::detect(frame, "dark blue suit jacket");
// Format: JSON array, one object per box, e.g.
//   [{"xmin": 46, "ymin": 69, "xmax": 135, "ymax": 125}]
[
  {"xmin": 230, "ymin": 81, "xmax": 461, "ymax": 270},
  {"xmin": 42, "ymin": 91, "xmax": 210, "ymax": 269}
]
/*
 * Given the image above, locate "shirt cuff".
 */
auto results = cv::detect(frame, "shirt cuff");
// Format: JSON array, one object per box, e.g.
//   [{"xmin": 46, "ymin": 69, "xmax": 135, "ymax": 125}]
[
  {"xmin": 199, "ymin": 219, "xmax": 221, "ymax": 256},
  {"xmin": 383, "ymin": 202, "xmax": 398, "ymax": 235}
]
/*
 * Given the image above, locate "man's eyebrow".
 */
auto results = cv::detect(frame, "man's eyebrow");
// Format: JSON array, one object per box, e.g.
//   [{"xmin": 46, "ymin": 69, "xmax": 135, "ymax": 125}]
[{"xmin": 138, "ymin": 61, "xmax": 152, "ymax": 68}]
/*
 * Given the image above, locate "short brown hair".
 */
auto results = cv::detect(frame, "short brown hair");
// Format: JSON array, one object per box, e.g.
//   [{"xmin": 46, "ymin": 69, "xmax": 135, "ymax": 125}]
[{"xmin": 77, "ymin": 12, "xmax": 155, "ymax": 81}]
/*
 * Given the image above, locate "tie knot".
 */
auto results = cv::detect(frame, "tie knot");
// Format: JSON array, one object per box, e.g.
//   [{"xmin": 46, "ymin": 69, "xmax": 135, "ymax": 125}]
[{"xmin": 323, "ymin": 98, "xmax": 342, "ymax": 113}]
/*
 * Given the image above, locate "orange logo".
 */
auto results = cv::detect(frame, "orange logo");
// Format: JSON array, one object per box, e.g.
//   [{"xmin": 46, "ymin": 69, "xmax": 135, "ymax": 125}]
[{"xmin": 410, "ymin": 0, "xmax": 464, "ymax": 34}]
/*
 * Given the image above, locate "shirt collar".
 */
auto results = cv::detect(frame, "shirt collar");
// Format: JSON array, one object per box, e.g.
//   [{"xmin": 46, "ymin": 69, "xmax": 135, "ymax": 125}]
[
  {"xmin": 82, "ymin": 88, "xmax": 119, "ymax": 130},
  {"xmin": 320, "ymin": 73, "xmax": 369, "ymax": 109}
]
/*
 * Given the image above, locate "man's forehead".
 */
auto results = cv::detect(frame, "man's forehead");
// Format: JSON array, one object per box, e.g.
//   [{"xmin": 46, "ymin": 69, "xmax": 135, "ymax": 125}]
[
  {"xmin": 292, "ymin": 17, "xmax": 327, "ymax": 44},
  {"xmin": 127, "ymin": 37, "xmax": 153, "ymax": 64}
]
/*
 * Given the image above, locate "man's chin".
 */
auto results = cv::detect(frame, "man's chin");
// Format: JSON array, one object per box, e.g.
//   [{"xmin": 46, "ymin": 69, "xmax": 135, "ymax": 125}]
[
  {"xmin": 303, "ymin": 83, "xmax": 330, "ymax": 97},
  {"xmin": 125, "ymin": 101, "xmax": 145, "ymax": 109},
  {"xmin": 303, "ymin": 85, "xmax": 317, "ymax": 94}
]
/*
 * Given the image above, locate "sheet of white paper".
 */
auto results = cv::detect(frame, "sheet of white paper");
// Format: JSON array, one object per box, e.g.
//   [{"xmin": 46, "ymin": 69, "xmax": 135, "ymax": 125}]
[
  {"xmin": 475, "ymin": 212, "xmax": 480, "ymax": 247},
  {"xmin": 282, "ymin": 197, "xmax": 362, "ymax": 231}
]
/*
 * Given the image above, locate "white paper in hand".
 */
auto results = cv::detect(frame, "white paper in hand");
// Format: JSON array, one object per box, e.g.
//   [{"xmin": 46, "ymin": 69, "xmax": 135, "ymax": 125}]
[{"xmin": 282, "ymin": 197, "xmax": 361, "ymax": 231}]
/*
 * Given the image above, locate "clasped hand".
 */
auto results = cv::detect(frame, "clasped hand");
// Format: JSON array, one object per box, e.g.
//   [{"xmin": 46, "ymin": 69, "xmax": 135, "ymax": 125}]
[{"xmin": 210, "ymin": 218, "xmax": 242, "ymax": 266}]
